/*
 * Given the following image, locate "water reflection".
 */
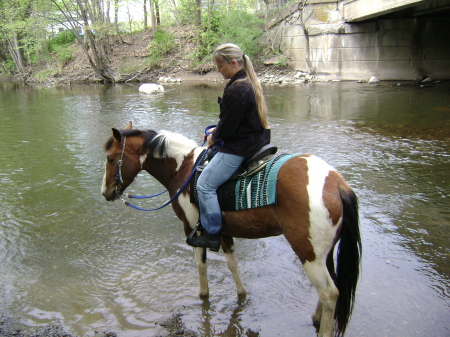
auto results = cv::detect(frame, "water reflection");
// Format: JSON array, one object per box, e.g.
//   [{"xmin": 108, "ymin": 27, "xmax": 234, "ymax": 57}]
[{"xmin": 0, "ymin": 81, "xmax": 449, "ymax": 337}]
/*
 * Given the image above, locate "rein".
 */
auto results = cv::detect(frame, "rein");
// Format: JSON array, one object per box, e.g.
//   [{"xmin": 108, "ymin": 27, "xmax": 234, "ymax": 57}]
[{"xmin": 116, "ymin": 136, "xmax": 208, "ymax": 211}]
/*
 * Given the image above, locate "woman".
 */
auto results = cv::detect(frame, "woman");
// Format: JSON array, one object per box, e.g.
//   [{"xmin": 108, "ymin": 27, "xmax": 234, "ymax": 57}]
[{"xmin": 186, "ymin": 43, "xmax": 271, "ymax": 251}]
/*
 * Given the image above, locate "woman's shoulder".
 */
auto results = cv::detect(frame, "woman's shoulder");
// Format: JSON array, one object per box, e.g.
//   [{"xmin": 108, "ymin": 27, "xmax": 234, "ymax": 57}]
[{"xmin": 226, "ymin": 79, "xmax": 253, "ymax": 96}]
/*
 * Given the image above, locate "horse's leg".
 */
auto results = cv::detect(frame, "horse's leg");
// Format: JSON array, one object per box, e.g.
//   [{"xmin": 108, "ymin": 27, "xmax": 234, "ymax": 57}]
[
  {"xmin": 222, "ymin": 235, "xmax": 246, "ymax": 299},
  {"xmin": 193, "ymin": 247, "xmax": 209, "ymax": 298},
  {"xmin": 312, "ymin": 300, "xmax": 322, "ymax": 328},
  {"xmin": 281, "ymin": 214, "xmax": 338, "ymax": 336},
  {"xmin": 312, "ymin": 249, "xmax": 337, "ymax": 327},
  {"xmin": 303, "ymin": 259, "xmax": 339, "ymax": 337}
]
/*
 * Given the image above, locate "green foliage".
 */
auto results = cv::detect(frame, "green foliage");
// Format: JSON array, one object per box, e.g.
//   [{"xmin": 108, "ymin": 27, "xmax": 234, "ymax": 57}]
[
  {"xmin": 53, "ymin": 45, "xmax": 73, "ymax": 65},
  {"xmin": 196, "ymin": 9, "xmax": 264, "ymax": 60},
  {"xmin": 34, "ymin": 69, "xmax": 55, "ymax": 83},
  {"xmin": 47, "ymin": 31, "xmax": 77, "ymax": 53},
  {"xmin": 275, "ymin": 55, "xmax": 289, "ymax": 68},
  {"xmin": 3, "ymin": 59, "xmax": 16, "ymax": 72},
  {"xmin": 175, "ymin": 0, "xmax": 197, "ymax": 25},
  {"xmin": 147, "ymin": 28, "xmax": 175, "ymax": 65}
]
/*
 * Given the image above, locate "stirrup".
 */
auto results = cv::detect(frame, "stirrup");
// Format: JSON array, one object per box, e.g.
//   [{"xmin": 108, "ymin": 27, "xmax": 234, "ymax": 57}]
[{"xmin": 187, "ymin": 223, "xmax": 203, "ymax": 244}]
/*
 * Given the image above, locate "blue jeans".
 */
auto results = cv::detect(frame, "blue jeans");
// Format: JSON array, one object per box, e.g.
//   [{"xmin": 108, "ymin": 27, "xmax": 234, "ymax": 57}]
[{"xmin": 197, "ymin": 152, "xmax": 245, "ymax": 235}]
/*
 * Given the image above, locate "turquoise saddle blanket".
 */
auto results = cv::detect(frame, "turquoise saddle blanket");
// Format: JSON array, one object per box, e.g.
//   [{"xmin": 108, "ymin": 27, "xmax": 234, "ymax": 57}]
[{"xmin": 190, "ymin": 153, "xmax": 299, "ymax": 211}]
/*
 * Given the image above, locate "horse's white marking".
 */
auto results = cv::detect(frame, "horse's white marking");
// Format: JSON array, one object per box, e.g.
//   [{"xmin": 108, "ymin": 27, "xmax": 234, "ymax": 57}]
[
  {"xmin": 305, "ymin": 155, "xmax": 338, "ymax": 258},
  {"xmin": 224, "ymin": 250, "xmax": 247, "ymax": 296},
  {"xmin": 193, "ymin": 146, "xmax": 204, "ymax": 160},
  {"xmin": 303, "ymin": 259, "xmax": 339, "ymax": 336},
  {"xmin": 176, "ymin": 147, "xmax": 205, "ymax": 229},
  {"xmin": 194, "ymin": 247, "xmax": 209, "ymax": 296},
  {"xmin": 178, "ymin": 193, "xmax": 199, "ymax": 229},
  {"xmin": 157, "ymin": 130, "xmax": 198, "ymax": 170},
  {"xmin": 139, "ymin": 154, "xmax": 147, "ymax": 168},
  {"xmin": 101, "ymin": 163, "xmax": 107, "ymax": 195}
]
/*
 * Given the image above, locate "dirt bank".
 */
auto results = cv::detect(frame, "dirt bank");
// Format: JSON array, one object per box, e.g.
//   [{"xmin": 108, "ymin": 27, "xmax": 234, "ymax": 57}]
[{"xmin": 10, "ymin": 26, "xmax": 306, "ymax": 86}]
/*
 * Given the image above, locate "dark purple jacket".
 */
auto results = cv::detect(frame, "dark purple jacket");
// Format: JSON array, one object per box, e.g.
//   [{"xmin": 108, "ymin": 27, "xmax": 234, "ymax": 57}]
[{"xmin": 212, "ymin": 69, "xmax": 270, "ymax": 157}]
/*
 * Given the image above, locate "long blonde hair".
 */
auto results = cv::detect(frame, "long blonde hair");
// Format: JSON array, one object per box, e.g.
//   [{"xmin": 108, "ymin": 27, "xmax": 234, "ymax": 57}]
[{"xmin": 213, "ymin": 43, "xmax": 270, "ymax": 129}]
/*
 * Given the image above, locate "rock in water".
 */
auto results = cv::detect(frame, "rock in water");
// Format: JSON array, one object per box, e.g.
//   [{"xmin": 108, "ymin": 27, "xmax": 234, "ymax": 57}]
[{"xmin": 139, "ymin": 83, "xmax": 164, "ymax": 94}]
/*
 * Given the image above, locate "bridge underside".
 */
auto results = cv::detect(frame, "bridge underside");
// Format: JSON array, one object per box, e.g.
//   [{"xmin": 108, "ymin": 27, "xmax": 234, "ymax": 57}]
[{"xmin": 341, "ymin": 0, "xmax": 450, "ymax": 22}]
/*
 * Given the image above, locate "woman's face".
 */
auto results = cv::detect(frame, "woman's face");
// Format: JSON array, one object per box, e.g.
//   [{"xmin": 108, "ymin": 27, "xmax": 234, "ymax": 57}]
[{"xmin": 215, "ymin": 59, "xmax": 241, "ymax": 79}]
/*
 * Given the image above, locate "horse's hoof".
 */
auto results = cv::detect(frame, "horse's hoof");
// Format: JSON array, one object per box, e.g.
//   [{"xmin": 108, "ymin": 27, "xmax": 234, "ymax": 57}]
[
  {"xmin": 199, "ymin": 292, "xmax": 209, "ymax": 300},
  {"xmin": 237, "ymin": 291, "xmax": 247, "ymax": 302}
]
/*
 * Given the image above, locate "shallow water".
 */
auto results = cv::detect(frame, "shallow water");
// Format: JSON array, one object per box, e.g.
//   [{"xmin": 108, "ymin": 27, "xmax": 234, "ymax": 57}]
[{"xmin": 0, "ymin": 81, "xmax": 449, "ymax": 336}]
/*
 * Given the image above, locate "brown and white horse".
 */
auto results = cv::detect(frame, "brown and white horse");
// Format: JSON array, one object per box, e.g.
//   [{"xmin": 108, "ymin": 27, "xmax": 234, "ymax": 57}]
[{"xmin": 101, "ymin": 122, "xmax": 361, "ymax": 337}]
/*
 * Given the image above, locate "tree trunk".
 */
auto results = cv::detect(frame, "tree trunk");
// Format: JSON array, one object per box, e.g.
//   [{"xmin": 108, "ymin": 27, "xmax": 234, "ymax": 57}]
[
  {"xmin": 75, "ymin": 0, "xmax": 117, "ymax": 82},
  {"xmin": 155, "ymin": 0, "xmax": 160, "ymax": 25},
  {"xmin": 8, "ymin": 32, "xmax": 26, "ymax": 71},
  {"xmin": 114, "ymin": 0, "xmax": 119, "ymax": 34},
  {"xmin": 148, "ymin": 0, "xmax": 157, "ymax": 35},
  {"xmin": 143, "ymin": 0, "xmax": 148, "ymax": 29},
  {"xmin": 195, "ymin": 0, "xmax": 201, "ymax": 49}
]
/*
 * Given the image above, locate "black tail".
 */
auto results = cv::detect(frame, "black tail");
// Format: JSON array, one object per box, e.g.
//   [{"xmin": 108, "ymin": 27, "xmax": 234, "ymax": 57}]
[{"xmin": 335, "ymin": 188, "xmax": 361, "ymax": 336}]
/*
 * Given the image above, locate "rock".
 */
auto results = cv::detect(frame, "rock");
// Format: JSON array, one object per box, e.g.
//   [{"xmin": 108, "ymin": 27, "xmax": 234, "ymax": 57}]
[
  {"xmin": 158, "ymin": 76, "xmax": 182, "ymax": 83},
  {"xmin": 263, "ymin": 56, "xmax": 282, "ymax": 66},
  {"xmin": 294, "ymin": 71, "xmax": 307, "ymax": 78},
  {"xmin": 139, "ymin": 83, "xmax": 164, "ymax": 94}
]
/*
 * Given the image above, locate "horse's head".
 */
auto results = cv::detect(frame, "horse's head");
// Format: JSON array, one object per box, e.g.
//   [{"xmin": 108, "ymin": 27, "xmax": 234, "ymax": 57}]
[{"xmin": 101, "ymin": 121, "xmax": 143, "ymax": 201}]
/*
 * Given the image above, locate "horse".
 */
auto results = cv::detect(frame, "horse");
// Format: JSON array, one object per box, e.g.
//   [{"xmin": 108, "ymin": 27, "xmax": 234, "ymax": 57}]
[{"xmin": 101, "ymin": 121, "xmax": 361, "ymax": 337}]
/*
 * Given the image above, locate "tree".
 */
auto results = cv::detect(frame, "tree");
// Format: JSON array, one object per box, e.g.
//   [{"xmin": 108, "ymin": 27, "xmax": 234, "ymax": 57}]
[
  {"xmin": 51, "ymin": 0, "xmax": 118, "ymax": 82},
  {"xmin": 0, "ymin": 0, "xmax": 32, "ymax": 73},
  {"xmin": 195, "ymin": 0, "xmax": 201, "ymax": 48},
  {"xmin": 148, "ymin": 0, "xmax": 157, "ymax": 35}
]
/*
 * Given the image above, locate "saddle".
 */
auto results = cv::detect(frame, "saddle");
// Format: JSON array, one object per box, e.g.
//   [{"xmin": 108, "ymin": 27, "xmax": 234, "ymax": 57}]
[{"xmin": 190, "ymin": 145, "xmax": 297, "ymax": 211}]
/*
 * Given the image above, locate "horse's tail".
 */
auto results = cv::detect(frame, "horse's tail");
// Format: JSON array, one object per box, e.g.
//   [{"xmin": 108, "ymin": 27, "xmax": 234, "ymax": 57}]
[{"xmin": 335, "ymin": 187, "xmax": 362, "ymax": 337}]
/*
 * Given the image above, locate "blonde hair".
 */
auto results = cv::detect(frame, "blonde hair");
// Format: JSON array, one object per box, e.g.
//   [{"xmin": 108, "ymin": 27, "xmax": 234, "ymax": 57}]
[{"xmin": 213, "ymin": 43, "xmax": 270, "ymax": 129}]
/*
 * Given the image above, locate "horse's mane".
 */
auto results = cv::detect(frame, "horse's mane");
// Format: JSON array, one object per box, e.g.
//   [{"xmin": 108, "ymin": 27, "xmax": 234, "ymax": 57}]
[
  {"xmin": 104, "ymin": 128, "xmax": 197, "ymax": 160},
  {"xmin": 147, "ymin": 130, "xmax": 197, "ymax": 159}
]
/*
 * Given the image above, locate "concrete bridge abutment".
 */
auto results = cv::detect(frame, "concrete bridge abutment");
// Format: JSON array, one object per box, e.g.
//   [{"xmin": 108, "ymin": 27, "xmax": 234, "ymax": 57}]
[{"xmin": 268, "ymin": 0, "xmax": 450, "ymax": 80}]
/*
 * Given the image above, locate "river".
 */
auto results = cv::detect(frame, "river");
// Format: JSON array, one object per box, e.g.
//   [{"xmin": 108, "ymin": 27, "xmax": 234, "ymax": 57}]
[{"xmin": 0, "ymin": 80, "xmax": 449, "ymax": 337}]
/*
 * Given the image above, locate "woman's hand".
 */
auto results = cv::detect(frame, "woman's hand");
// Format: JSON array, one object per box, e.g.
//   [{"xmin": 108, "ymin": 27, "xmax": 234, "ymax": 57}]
[
  {"xmin": 204, "ymin": 127, "xmax": 216, "ymax": 148},
  {"xmin": 206, "ymin": 134, "xmax": 215, "ymax": 148}
]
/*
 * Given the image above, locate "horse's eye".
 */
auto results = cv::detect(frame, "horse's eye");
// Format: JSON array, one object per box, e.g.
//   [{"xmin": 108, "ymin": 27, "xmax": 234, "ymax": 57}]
[{"xmin": 107, "ymin": 157, "xmax": 114, "ymax": 164}]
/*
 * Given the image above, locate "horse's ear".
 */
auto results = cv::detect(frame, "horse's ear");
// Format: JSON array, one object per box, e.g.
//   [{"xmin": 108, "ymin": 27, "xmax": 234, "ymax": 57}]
[
  {"xmin": 112, "ymin": 128, "xmax": 122, "ymax": 142},
  {"xmin": 124, "ymin": 121, "xmax": 132, "ymax": 130}
]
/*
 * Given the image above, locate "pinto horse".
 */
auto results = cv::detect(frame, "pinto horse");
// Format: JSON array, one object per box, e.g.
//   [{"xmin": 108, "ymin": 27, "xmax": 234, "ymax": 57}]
[{"xmin": 101, "ymin": 122, "xmax": 361, "ymax": 337}]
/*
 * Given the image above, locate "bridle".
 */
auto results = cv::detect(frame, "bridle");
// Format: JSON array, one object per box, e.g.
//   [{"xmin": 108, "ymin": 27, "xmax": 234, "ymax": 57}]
[
  {"xmin": 115, "ymin": 136, "xmax": 127, "ymax": 195},
  {"xmin": 112, "ymin": 134, "xmax": 208, "ymax": 211}
]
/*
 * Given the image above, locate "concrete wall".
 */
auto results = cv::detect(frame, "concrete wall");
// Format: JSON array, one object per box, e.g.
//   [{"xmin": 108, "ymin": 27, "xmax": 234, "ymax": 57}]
[{"xmin": 270, "ymin": 2, "xmax": 450, "ymax": 80}]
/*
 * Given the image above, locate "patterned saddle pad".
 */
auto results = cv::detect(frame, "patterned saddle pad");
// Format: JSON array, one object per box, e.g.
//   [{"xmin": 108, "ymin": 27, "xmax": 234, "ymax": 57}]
[{"xmin": 190, "ymin": 153, "xmax": 299, "ymax": 211}]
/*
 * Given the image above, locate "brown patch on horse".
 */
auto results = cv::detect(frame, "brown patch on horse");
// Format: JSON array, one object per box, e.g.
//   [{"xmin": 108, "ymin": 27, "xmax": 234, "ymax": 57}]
[
  {"xmin": 323, "ymin": 170, "xmax": 346, "ymax": 227},
  {"xmin": 278, "ymin": 156, "xmax": 316, "ymax": 263},
  {"xmin": 222, "ymin": 205, "xmax": 282, "ymax": 238},
  {"xmin": 178, "ymin": 150, "xmax": 195, "ymax": 197}
]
